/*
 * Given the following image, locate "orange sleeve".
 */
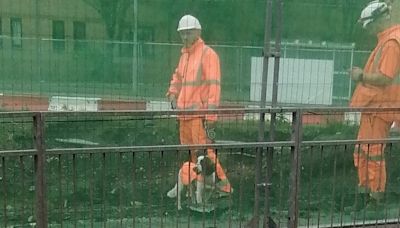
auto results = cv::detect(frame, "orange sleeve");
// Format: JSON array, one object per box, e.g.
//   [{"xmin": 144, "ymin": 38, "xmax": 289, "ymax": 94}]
[
  {"xmin": 203, "ymin": 48, "xmax": 221, "ymax": 121},
  {"xmin": 378, "ymin": 40, "xmax": 400, "ymax": 79},
  {"xmin": 166, "ymin": 55, "xmax": 184, "ymax": 97}
]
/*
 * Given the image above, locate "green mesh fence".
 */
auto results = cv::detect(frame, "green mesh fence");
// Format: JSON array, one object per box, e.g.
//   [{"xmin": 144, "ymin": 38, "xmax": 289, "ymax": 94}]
[
  {"xmin": 2, "ymin": 0, "xmax": 400, "ymax": 227},
  {"xmin": 0, "ymin": 37, "xmax": 371, "ymax": 107},
  {"xmin": 0, "ymin": 0, "xmax": 378, "ymax": 111}
]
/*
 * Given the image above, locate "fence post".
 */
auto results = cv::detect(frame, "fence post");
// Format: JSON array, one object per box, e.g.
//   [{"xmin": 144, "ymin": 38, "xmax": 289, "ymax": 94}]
[
  {"xmin": 33, "ymin": 113, "xmax": 48, "ymax": 228},
  {"xmin": 288, "ymin": 110, "xmax": 302, "ymax": 228},
  {"xmin": 251, "ymin": 0, "xmax": 273, "ymax": 225}
]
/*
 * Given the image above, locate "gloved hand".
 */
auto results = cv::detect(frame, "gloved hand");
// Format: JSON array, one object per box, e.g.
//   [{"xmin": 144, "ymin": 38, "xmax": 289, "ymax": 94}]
[
  {"xmin": 348, "ymin": 66, "xmax": 363, "ymax": 82},
  {"xmin": 205, "ymin": 121, "xmax": 217, "ymax": 141},
  {"xmin": 168, "ymin": 94, "xmax": 177, "ymax": 110},
  {"xmin": 171, "ymin": 99, "xmax": 177, "ymax": 110}
]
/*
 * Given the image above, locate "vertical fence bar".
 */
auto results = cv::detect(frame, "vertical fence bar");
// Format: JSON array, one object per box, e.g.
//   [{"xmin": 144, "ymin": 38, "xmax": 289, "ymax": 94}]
[
  {"xmin": 58, "ymin": 154, "xmax": 64, "ymax": 226},
  {"xmin": 253, "ymin": 0, "xmax": 273, "ymax": 226},
  {"xmin": 90, "ymin": 153, "xmax": 94, "ymax": 227},
  {"xmin": 131, "ymin": 152, "xmax": 136, "ymax": 228},
  {"xmin": 239, "ymin": 148, "xmax": 244, "ymax": 228},
  {"xmin": 1, "ymin": 156, "xmax": 7, "ymax": 227},
  {"xmin": 173, "ymin": 150, "xmax": 179, "ymax": 226},
  {"xmin": 288, "ymin": 110, "xmax": 302, "ymax": 228},
  {"xmin": 339, "ymin": 145, "xmax": 349, "ymax": 227},
  {"xmin": 19, "ymin": 156, "xmax": 26, "ymax": 224},
  {"xmin": 265, "ymin": 0, "xmax": 283, "ymax": 226},
  {"xmin": 102, "ymin": 153, "xmax": 106, "ymax": 227},
  {"xmin": 147, "ymin": 151, "xmax": 152, "ymax": 227},
  {"xmin": 305, "ymin": 146, "xmax": 315, "ymax": 228},
  {"xmin": 72, "ymin": 154, "xmax": 77, "ymax": 227},
  {"xmin": 160, "ymin": 150, "xmax": 165, "ymax": 228},
  {"xmin": 118, "ymin": 152, "xmax": 123, "ymax": 227},
  {"xmin": 277, "ymin": 146, "xmax": 285, "ymax": 228},
  {"xmin": 330, "ymin": 146, "xmax": 339, "ymax": 227},
  {"xmin": 33, "ymin": 113, "xmax": 48, "ymax": 228},
  {"xmin": 317, "ymin": 146, "xmax": 324, "ymax": 227}
]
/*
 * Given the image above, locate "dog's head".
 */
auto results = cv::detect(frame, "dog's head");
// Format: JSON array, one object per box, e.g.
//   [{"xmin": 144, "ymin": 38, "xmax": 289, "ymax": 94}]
[{"xmin": 194, "ymin": 155, "xmax": 215, "ymax": 176}]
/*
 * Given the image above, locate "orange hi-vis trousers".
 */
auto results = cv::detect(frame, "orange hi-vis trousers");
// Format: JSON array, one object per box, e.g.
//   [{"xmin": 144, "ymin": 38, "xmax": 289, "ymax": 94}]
[
  {"xmin": 354, "ymin": 113, "xmax": 390, "ymax": 194},
  {"xmin": 179, "ymin": 118, "xmax": 228, "ymax": 181}
]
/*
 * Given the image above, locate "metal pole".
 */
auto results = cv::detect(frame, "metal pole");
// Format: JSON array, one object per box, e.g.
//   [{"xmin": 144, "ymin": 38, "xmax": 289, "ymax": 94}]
[
  {"xmin": 288, "ymin": 110, "xmax": 302, "ymax": 228},
  {"xmin": 132, "ymin": 0, "xmax": 138, "ymax": 95},
  {"xmin": 34, "ymin": 113, "xmax": 48, "ymax": 228},
  {"xmin": 254, "ymin": 0, "xmax": 273, "ymax": 226},
  {"xmin": 348, "ymin": 45, "xmax": 355, "ymax": 101},
  {"xmin": 264, "ymin": 0, "xmax": 283, "ymax": 227},
  {"xmin": 35, "ymin": 0, "xmax": 41, "ymax": 95}
]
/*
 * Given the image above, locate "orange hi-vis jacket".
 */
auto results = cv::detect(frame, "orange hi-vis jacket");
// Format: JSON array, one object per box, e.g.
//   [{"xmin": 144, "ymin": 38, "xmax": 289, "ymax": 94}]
[
  {"xmin": 167, "ymin": 38, "xmax": 221, "ymax": 121},
  {"xmin": 350, "ymin": 25, "xmax": 400, "ymax": 193},
  {"xmin": 350, "ymin": 25, "xmax": 400, "ymax": 109}
]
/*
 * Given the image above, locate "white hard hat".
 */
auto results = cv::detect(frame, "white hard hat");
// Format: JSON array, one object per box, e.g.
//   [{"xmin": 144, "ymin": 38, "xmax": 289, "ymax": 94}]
[
  {"xmin": 177, "ymin": 15, "xmax": 201, "ymax": 31},
  {"xmin": 359, "ymin": 0, "xmax": 390, "ymax": 28}
]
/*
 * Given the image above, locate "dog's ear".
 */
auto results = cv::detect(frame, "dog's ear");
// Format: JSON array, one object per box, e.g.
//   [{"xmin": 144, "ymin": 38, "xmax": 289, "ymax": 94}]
[{"xmin": 195, "ymin": 155, "xmax": 205, "ymax": 174}]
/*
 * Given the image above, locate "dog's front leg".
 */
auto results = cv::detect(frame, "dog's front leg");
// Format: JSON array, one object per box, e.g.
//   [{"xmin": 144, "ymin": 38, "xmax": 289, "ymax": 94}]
[
  {"xmin": 196, "ymin": 179, "xmax": 205, "ymax": 204},
  {"xmin": 189, "ymin": 184, "xmax": 196, "ymax": 204},
  {"xmin": 176, "ymin": 177, "xmax": 184, "ymax": 210}
]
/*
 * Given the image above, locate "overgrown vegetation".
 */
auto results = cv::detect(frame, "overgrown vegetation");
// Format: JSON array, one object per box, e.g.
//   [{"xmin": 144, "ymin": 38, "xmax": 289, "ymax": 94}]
[{"xmin": 1, "ymin": 117, "xmax": 400, "ymax": 225}]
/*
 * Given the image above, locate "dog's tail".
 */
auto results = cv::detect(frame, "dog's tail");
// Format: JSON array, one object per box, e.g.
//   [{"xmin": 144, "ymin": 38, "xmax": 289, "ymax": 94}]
[{"xmin": 167, "ymin": 184, "xmax": 178, "ymax": 198}]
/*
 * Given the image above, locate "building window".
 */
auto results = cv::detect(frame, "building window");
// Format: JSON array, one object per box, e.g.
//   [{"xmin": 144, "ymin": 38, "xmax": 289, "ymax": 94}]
[
  {"xmin": 73, "ymin": 21, "xmax": 86, "ymax": 50},
  {"xmin": 52, "ymin": 20, "xmax": 65, "ymax": 51},
  {"xmin": 10, "ymin": 18, "xmax": 22, "ymax": 48}
]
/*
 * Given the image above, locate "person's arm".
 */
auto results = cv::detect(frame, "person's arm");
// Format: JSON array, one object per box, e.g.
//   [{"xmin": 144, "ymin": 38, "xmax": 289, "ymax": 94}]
[
  {"xmin": 166, "ymin": 56, "xmax": 184, "ymax": 108},
  {"xmin": 351, "ymin": 40, "xmax": 400, "ymax": 86},
  {"xmin": 351, "ymin": 67, "xmax": 393, "ymax": 86}
]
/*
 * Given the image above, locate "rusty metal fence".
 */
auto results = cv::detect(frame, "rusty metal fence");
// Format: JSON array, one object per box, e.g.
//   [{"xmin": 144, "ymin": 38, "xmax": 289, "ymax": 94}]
[{"xmin": 1, "ymin": 108, "xmax": 400, "ymax": 228}]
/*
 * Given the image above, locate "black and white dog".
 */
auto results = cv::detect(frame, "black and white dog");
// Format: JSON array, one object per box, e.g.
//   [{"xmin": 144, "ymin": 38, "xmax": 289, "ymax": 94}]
[{"xmin": 167, "ymin": 155, "xmax": 216, "ymax": 210}]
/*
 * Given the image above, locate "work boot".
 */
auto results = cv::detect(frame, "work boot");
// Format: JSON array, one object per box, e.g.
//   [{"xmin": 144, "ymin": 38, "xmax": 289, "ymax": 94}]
[
  {"xmin": 365, "ymin": 197, "xmax": 383, "ymax": 210},
  {"xmin": 220, "ymin": 183, "xmax": 233, "ymax": 193},
  {"xmin": 344, "ymin": 193, "xmax": 369, "ymax": 213},
  {"xmin": 216, "ymin": 179, "xmax": 233, "ymax": 197},
  {"xmin": 365, "ymin": 193, "xmax": 384, "ymax": 210},
  {"xmin": 362, "ymin": 197, "xmax": 385, "ymax": 220}
]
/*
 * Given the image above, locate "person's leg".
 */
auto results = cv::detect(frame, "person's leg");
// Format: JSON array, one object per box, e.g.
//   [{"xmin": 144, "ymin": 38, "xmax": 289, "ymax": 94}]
[
  {"xmin": 192, "ymin": 118, "xmax": 232, "ymax": 192},
  {"xmin": 354, "ymin": 144, "xmax": 368, "ymax": 192},
  {"xmin": 180, "ymin": 119, "xmax": 197, "ymax": 162},
  {"xmin": 349, "ymin": 113, "xmax": 388, "ymax": 213},
  {"xmin": 356, "ymin": 114, "xmax": 390, "ymax": 198}
]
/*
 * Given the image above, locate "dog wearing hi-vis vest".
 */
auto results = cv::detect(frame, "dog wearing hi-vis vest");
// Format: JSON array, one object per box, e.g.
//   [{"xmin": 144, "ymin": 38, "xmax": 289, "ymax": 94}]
[{"xmin": 167, "ymin": 155, "xmax": 216, "ymax": 210}]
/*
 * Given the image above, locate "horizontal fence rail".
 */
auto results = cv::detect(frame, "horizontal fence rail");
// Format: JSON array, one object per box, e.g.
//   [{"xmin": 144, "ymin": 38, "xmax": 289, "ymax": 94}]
[{"xmin": 0, "ymin": 108, "xmax": 400, "ymax": 227}]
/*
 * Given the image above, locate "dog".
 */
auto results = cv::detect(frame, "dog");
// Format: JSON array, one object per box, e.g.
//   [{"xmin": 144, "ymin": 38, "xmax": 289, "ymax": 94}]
[{"xmin": 167, "ymin": 155, "xmax": 216, "ymax": 210}]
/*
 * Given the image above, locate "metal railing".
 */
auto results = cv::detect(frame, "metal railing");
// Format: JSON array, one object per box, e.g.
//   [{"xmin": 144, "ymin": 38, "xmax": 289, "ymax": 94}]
[{"xmin": 1, "ymin": 108, "xmax": 400, "ymax": 227}]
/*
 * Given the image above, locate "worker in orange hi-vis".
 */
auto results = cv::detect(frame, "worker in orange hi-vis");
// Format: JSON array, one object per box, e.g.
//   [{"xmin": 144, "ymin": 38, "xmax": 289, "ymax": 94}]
[
  {"xmin": 166, "ymin": 15, "xmax": 232, "ymax": 194},
  {"xmin": 349, "ymin": 0, "xmax": 400, "ymax": 211}
]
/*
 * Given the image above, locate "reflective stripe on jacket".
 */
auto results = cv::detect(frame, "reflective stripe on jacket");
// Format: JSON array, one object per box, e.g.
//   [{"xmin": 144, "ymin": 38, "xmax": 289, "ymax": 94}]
[
  {"xmin": 167, "ymin": 38, "xmax": 221, "ymax": 121},
  {"xmin": 350, "ymin": 25, "xmax": 400, "ymax": 108}
]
